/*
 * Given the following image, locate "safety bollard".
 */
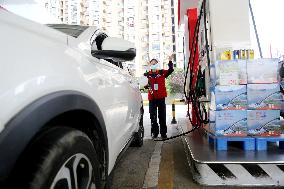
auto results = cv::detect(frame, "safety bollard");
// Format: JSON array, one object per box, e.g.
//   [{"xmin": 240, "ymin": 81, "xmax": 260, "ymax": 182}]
[{"xmin": 171, "ymin": 100, "xmax": 177, "ymax": 124}]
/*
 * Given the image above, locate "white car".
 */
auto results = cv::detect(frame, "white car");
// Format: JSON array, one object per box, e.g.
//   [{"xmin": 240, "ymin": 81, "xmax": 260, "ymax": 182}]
[{"xmin": 0, "ymin": 10, "xmax": 144, "ymax": 189}]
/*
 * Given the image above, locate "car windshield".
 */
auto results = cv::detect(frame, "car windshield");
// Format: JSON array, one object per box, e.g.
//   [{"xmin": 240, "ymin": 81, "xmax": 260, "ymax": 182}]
[{"xmin": 47, "ymin": 24, "xmax": 88, "ymax": 38}]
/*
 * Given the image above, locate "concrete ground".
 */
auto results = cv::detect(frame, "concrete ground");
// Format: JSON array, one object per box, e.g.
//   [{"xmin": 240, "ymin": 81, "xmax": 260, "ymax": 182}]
[{"xmin": 108, "ymin": 105, "xmax": 270, "ymax": 189}]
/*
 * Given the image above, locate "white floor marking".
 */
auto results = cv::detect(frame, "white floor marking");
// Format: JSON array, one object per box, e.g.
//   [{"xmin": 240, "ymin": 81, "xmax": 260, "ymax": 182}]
[
  {"xmin": 143, "ymin": 141, "xmax": 163, "ymax": 188},
  {"xmin": 258, "ymin": 164, "xmax": 284, "ymax": 185}
]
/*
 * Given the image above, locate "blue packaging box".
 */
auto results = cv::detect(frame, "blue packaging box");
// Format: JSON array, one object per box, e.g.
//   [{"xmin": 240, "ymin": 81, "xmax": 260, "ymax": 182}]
[
  {"xmin": 247, "ymin": 58, "xmax": 279, "ymax": 84},
  {"xmin": 211, "ymin": 85, "xmax": 247, "ymax": 110},
  {"xmin": 247, "ymin": 84, "xmax": 281, "ymax": 110},
  {"xmin": 211, "ymin": 60, "xmax": 247, "ymax": 86},
  {"xmin": 214, "ymin": 110, "xmax": 247, "ymax": 136},
  {"xmin": 247, "ymin": 110, "xmax": 280, "ymax": 136}
]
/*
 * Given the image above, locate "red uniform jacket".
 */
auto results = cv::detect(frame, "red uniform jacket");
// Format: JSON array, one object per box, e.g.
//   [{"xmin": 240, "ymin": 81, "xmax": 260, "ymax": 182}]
[{"xmin": 144, "ymin": 61, "xmax": 174, "ymax": 100}]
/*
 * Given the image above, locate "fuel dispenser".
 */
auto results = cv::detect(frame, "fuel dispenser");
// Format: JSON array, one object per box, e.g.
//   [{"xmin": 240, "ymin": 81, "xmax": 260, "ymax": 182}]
[{"xmin": 175, "ymin": 0, "xmax": 284, "ymax": 187}]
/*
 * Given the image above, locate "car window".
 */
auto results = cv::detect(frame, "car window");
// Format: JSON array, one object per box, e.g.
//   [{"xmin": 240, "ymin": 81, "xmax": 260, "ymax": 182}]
[
  {"xmin": 105, "ymin": 59, "xmax": 123, "ymax": 69},
  {"xmin": 47, "ymin": 24, "xmax": 88, "ymax": 38}
]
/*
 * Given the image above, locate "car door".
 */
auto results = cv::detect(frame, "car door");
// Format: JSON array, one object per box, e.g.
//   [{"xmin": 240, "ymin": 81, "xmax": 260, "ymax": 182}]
[
  {"xmin": 74, "ymin": 29, "xmax": 138, "ymax": 164},
  {"xmin": 72, "ymin": 47, "xmax": 134, "ymax": 170},
  {"xmin": 120, "ymin": 68, "xmax": 141, "ymax": 134},
  {"xmin": 95, "ymin": 60, "xmax": 135, "ymax": 157}
]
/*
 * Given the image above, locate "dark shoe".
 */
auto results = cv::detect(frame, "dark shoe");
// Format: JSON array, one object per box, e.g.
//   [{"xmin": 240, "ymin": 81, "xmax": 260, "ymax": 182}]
[
  {"xmin": 161, "ymin": 134, "xmax": 167, "ymax": 139},
  {"xmin": 152, "ymin": 134, "xmax": 158, "ymax": 139}
]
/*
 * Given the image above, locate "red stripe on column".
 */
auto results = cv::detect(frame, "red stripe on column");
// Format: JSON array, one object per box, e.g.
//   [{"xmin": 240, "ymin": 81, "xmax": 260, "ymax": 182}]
[{"xmin": 187, "ymin": 8, "xmax": 199, "ymax": 125}]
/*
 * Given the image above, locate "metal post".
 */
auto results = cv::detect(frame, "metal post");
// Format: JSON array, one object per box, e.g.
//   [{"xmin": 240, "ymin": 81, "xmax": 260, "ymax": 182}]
[
  {"xmin": 171, "ymin": 100, "xmax": 177, "ymax": 124},
  {"xmin": 249, "ymin": 0, "xmax": 263, "ymax": 58}
]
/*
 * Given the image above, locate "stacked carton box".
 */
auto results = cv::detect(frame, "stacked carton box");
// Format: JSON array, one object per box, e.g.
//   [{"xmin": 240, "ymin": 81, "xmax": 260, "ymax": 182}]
[
  {"xmin": 209, "ymin": 59, "xmax": 248, "ymax": 136},
  {"xmin": 210, "ymin": 59, "xmax": 247, "ymax": 86},
  {"xmin": 212, "ymin": 110, "xmax": 247, "ymax": 137},
  {"xmin": 211, "ymin": 85, "xmax": 247, "ymax": 111},
  {"xmin": 247, "ymin": 84, "xmax": 281, "ymax": 110},
  {"xmin": 247, "ymin": 59, "xmax": 278, "ymax": 84},
  {"xmin": 247, "ymin": 110, "xmax": 281, "ymax": 136},
  {"xmin": 209, "ymin": 58, "xmax": 281, "ymax": 137},
  {"xmin": 246, "ymin": 59, "xmax": 281, "ymax": 137}
]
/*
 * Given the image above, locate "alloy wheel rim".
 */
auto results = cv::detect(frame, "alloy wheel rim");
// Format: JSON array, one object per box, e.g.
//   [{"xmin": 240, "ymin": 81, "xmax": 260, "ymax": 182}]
[{"xmin": 50, "ymin": 153, "xmax": 95, "ymax": 189}]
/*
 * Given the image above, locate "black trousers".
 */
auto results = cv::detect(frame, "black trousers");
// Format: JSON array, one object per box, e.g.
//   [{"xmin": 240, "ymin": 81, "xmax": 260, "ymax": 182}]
[{"xmin": 149, "ymin": 98, "xmax": 167, "ymax": 136}]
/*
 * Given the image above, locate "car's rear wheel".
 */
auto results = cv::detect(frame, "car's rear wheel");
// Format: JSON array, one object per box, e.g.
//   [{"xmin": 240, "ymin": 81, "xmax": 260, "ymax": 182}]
[{"xmin": 21, "ymin": 127, "xmax": 101, "ymax": 189}]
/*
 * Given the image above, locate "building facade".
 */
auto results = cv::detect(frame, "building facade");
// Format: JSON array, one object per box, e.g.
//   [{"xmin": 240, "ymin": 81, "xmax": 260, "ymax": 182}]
[
  {"xmin": 43, "ymin": 0, "xmax": 183, "ymax": 76},
  {"xmin": 137, "ymin": 0, "xmax": 184, "ymax": 76}
]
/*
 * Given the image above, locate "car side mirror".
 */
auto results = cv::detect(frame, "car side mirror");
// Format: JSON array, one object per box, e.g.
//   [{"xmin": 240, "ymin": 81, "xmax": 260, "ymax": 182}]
[{"xmin": 91, "ymin": 36, "xmax": 136, "ymax": 62}]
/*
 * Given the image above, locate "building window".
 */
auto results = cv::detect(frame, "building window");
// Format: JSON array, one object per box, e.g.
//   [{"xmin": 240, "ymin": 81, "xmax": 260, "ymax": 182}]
[
  {"xmin": 153, "ymin": 54, "xmax": 160, "ymax": 60},
  {"xmin": 127, "ymin": 17, "xmax": 134, "ymax": 27},
  {"xmin": 152, "ymin": 44, "xmax": 160, "ymax": 51},
  {"xmin": 127, "ymin": 8, "xmax": 134, "ymax": 15},
  {"xmin": 152, "ymin": 34, "xmax": 159, "ymax": 41},
  {"xmin": 154, "ymin": 6, "xmax": 159, "ymax": 12},
  {"xmin": 142, "ymin": 36, "xmax": 149, "ymax": 42}
]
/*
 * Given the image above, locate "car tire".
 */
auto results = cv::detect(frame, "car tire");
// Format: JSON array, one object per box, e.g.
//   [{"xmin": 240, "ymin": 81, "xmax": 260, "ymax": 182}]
[
  {"xmin": 19, "ymin": 127, "xmax": 101, "ymax": 189},
  {"xmin": 131, "ymin": 109, "xmax": 144, "ymax": 147}
]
